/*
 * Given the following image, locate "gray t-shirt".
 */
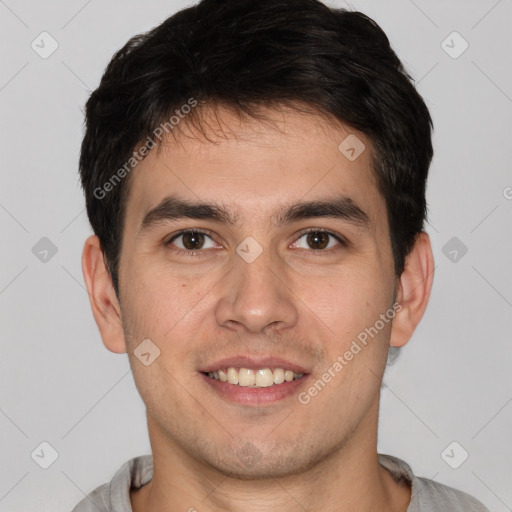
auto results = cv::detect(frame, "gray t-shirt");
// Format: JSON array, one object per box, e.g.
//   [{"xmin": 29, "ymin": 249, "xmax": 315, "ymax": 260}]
[{"xmin": 71, "ymin": 453, "xmax": 490, "ymax": 511}]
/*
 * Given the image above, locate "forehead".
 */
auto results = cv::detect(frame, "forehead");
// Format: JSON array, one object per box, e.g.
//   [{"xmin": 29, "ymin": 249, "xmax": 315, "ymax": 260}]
[{"xmin": 123, "ymin": 105, "xmax": 384, "ymax": 228}]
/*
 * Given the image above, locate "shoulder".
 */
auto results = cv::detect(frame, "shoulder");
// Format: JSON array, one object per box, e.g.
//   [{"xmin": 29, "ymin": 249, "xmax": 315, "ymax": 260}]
[
  {"xmin": 71, "ymin": 483, "xmax": 111, "ymax": 512},
  {"xmin": 378, "ymin": 453, "xmax": 490, "ymax": 512},
  {"xmin": 70, "ymin": 454, "xmax": 154, "ymax": 512},
  {"xmin": 411, "ymin": 476, "xmax": 491, "ymax": 511}
]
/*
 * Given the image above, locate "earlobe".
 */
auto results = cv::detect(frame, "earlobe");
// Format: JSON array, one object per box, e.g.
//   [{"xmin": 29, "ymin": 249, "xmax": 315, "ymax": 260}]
[
  {"xmin": 390, "ymin": 231, "xmax": 434, "ymax": 348},
  {"xmin": 81, "ymin": 235, "xmax": 127, "ymax": 354}
]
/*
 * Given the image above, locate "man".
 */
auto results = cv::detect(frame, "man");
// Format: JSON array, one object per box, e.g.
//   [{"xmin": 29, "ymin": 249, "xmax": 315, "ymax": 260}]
[{"xmin": 72, "ymin": 0, "xmax": 490, "ymax": 510}]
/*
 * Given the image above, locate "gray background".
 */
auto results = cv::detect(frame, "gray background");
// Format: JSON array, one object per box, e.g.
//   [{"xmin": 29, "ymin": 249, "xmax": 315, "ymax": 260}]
[{"xmin": 0, "ymin": 0, "xmax": 511, "ymax": 510}]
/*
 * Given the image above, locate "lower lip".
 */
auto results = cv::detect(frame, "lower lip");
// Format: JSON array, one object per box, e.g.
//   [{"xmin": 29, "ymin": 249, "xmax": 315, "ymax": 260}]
[{"xmin": 200, "ymin": 372, "xmax": 310, "ymax": 405}]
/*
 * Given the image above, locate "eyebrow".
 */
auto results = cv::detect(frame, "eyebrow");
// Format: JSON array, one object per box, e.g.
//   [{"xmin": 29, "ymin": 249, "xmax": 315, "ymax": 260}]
[{"xmin": 139, "ymin": 194, "xmax": 371, "ymax": 234}]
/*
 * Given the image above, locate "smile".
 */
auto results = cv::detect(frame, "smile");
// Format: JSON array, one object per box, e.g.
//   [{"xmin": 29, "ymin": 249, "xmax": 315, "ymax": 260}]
[{"xmin": 204, "ymin": 367, "xmax": 305, "ymax": 387}]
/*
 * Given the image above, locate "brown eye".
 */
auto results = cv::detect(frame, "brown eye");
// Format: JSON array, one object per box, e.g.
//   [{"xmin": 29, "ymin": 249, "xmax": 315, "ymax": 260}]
[
  {"xmin": 181, "ymin": 231, "xmax": 205, "ymax": 250},
  {"xmin": 167, "ymin": 230, "xmax": 217, "ymax": 252},
  {"xmin": 306, "ymin": 232, "xmax": 330, "ymax": 250},
  {"xmin": 292, "ymin": 230, "xmax": 344, "ymax": 251}
]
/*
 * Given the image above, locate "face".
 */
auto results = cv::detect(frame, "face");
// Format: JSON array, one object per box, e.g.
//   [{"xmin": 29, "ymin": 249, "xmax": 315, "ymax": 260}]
[{"xmin": 115, "ymin": 105, "xmax": 399, "ymax": 478}]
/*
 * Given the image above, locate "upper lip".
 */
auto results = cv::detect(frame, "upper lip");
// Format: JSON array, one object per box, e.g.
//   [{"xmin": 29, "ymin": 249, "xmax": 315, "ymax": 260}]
[{"xmin": 199, "ymin": 356, "xmax": 310, "ymax": 374}]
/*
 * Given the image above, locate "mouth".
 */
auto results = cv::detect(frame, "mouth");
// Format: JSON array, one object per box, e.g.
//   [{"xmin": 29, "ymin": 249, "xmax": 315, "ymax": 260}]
[
  {"xmin": 202, "ymin": 367, "xmax": 305, "ymax": 388},
  {"xmin": 198, "ymin": 356, "xmax": 310, "ymax": 404}
]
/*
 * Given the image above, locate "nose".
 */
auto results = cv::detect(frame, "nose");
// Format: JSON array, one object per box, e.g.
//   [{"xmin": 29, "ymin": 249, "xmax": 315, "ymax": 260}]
[{"xmin": 215, "ymin": 246, "xmax": 299, "ymax": 334}]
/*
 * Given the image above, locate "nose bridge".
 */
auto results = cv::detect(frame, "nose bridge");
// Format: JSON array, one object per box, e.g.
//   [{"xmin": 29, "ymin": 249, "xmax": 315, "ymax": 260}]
[{"xmin": 215, "ymin": 241, "xmax": 298, "ymax": 333}]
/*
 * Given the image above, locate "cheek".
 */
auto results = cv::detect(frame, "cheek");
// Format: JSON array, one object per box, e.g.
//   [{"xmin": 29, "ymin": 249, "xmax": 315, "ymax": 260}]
[
  {"xmin": 120, "ymin": 261, "xmax": 225, "ymax": 370},
  {"xmin": 297, "ymin": 265, "xmax": 395, "ymax": 387},
  {"xmin": 121, "ymin": 276, "xmax": 201, "ymax": 409},
  {"xmin": 300, "ymin": 265, "xmax": 390, "ymax": 330},
  {"xmin": 121, "ymin": 261, "xmax": 192, "ymax": 334}
]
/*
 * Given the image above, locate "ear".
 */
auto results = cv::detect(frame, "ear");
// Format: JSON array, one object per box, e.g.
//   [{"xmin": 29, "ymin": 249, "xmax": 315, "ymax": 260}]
[
  {"xmin": 389, "ymin": 231, "xmax": 434, "ymax": 348},
  {"xmin": 81, "ymin": 235, "xmax": 127, "ymax": 354}
]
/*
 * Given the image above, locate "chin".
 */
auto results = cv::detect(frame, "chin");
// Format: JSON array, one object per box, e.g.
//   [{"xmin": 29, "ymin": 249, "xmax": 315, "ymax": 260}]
[{"xmin": 200, "ymin": 440, "xmax": 328, "ymax": 480}]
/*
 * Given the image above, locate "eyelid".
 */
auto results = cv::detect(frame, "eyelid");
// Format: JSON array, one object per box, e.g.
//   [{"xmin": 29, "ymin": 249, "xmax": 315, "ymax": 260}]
[
  {"xmin": 292, "ymin": 227, "xmax": 348, "ymax": 248},
  {"xmin": 165, "ymin": 228, "xmax": 220, "ymax": 251},
  {"xmin": 166, "ymin": 227, "xmax": 216, "ymax": 243}
]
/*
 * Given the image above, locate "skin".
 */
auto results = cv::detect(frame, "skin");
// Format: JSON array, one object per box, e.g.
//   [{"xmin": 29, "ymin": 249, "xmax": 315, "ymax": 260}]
[{"xmin": 82, "ymin": 104, "xmax": 434, "ymax": 512}]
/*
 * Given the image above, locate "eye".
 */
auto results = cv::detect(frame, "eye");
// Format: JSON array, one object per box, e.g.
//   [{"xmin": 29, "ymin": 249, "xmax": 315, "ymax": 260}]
[
  {"xmin": 165, "ymin": 228, "xmax": 346, "ymax": 256},
  {"xmin": 166, "ymin": 229, "xmax": 218, "ymax": 253},
  {"xmin": 291, "ymin": 229, "xmax": 345, "ymax": 251}
]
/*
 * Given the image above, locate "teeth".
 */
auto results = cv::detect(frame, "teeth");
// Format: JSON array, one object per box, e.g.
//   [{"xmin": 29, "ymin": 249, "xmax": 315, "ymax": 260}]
[
  {"xmin": 273, "ymin": 368, "xmax": 285, "ymax": 384},
  {"xmin": 206, "ymin": 367, "xmax": 305, "ymax": 387},
  {"xmin": 238, "ymin": 368, "xmax": 255, "ymax": 386},
  {"xmin": 255, "ymin": 368, "xmax": 274, "ymax": 387},
  {"xmin": 227, "ymin": 367, "xmax": 239, "ymax": 384}
]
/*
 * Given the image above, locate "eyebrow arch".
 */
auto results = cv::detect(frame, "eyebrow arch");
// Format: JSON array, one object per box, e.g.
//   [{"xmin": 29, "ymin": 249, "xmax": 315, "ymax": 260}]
[
  {"xmin": 139, "ymin": 194, "xmax": 371, "ymax": 234},
  {"xmin": 273, "ymin": 197, "xmax": 370, "ymax": 229},
  {"xmin": 140, "ymin": 196, "xmax": 239, "ymax": 232}
]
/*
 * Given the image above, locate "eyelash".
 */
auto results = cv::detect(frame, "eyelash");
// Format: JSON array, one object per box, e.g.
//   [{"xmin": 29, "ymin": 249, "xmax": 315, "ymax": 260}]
[{"xmin": 165, "ymin": 228, "xmax": 347, "ymax": 256}]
